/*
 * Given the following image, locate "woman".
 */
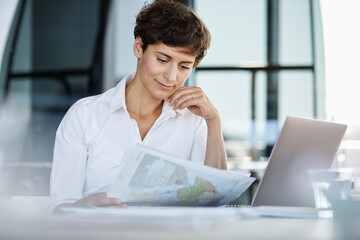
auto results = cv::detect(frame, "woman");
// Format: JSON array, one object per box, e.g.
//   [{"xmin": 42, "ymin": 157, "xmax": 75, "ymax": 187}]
[{"xmin": 49, "ymin": 0, "xmax": 227, "ymax": 214}]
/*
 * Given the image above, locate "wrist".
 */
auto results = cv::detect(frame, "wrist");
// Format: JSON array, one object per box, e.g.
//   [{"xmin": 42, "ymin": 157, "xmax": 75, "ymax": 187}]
[{"xmin": 205, "ymin": 114, "xmax": 221, "ymax": 127}]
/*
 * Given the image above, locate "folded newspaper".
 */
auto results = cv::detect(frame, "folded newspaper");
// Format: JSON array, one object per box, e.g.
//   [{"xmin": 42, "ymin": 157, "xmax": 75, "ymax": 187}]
[{"xmin": 109, "ymin": 144, "xmax": 255, "ymax": 207}]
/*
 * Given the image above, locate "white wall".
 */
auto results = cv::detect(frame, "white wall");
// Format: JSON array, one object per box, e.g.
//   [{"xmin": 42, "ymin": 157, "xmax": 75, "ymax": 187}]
[
  {"xmin": 0, "ymin": 0, "xmax": 19, "ymax": 74},
  {"xmin": 103, "ymin": 0, "xmax": 154, "ymax": 90},
  {"xmin": 321, "ymin": 0, "xmax": 360, "ymax": 124},
  {"xmin": 321, "ymin": 0, "xmax": 360, "ymax": 168}
]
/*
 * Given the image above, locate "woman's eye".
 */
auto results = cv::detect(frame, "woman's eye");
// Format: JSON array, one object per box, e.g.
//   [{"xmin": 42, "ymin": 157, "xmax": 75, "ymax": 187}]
[
  {"xmin": 180, "ymin": 65, "xmax": 190, "ymax": 70},
  {"xmin": 157, "ymin": 58, "xmax": 167, "ymax": 63}
]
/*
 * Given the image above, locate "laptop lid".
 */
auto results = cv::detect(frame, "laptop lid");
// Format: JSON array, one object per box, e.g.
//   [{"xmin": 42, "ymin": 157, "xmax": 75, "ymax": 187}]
[{"xmin": 251, "ymin": 116, "xmax": 347, "ymax": 207}]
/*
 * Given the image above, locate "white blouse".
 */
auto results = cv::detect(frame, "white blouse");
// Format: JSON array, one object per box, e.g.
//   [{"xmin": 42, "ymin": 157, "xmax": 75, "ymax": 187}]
[{"xmin": 48, "ymin": 73, "xmax": 207, "ymax": 212}]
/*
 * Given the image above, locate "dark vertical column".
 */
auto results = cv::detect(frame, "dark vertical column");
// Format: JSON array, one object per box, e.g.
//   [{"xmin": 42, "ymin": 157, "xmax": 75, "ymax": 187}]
[
  {"xmin": 266, "ymin": 0, "xmax": 279, "ymax": 120},
  {"xmin": 89, "ymin": 0, "xmax": 111, "ymax": 95},
  {"xmin": 265, "ymin": 0, "xmax": 280, "ymax": 156},
  {"xmin": 251, "ymin": 71, "xmax": 256, "ymax": 119},
  {"xmin": 309, "ymin": 0, "xmax": 317, "ymax": 118}
]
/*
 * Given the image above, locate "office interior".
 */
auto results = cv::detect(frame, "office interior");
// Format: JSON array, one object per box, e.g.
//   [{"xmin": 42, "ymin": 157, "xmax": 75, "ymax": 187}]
[{"xmin": 0, "ymin": 0, "xmax": 359, "ymax": 223}]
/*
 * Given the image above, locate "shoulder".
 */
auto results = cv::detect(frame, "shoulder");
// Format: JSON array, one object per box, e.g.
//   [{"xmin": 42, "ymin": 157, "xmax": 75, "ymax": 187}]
[
  {"xmin": 58, "ymin": 88, "xmax": 117, "ymax": 141},
  {"xmin": 72, "ymin": 88, "xmax": 115, "ymax": 111},
  {"xmin": 61, "ymin": 87, "xmax": 116, "ymax": 129},
  {"xmin": 67, "ymin": 87, "xmax": 117, "ymax": 121},
  {"xmin": 69, "ymin": 73, "xmax": 133, "ymax": 114}
]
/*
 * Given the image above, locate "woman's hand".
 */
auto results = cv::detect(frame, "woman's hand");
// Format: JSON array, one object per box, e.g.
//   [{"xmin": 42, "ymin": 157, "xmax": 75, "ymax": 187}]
[
  {"xmin": 53, "ymin": 192, "xmax": 126, "ymax": 215},
  {"xmin": 168, "ymin": 86, "xmax": 227, "ymax": 170},
  {"xmin": 168, "ymin": 86, "xmax": 219, "ymax": 123},
  {"xmin": 73, "ymin": 192, "xmax": 126, "ymax": 208}
]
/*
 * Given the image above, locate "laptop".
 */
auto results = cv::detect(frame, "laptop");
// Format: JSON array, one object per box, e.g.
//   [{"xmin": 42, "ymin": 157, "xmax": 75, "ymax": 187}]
[{"xmin": 251, "ymin": 116, "xmax": 347, "ymax": 208}]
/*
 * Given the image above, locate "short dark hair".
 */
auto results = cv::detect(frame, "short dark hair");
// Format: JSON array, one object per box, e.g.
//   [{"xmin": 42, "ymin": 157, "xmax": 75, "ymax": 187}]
[{"xmin": 134, "ymin": 0, "xmax": 211, "ymax": 67}]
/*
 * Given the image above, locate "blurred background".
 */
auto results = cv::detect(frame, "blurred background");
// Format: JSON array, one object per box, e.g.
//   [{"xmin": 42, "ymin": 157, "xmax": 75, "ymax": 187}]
[{"xmin": 0, "ymin": 0, "xmax": 359, "ymax": 203}]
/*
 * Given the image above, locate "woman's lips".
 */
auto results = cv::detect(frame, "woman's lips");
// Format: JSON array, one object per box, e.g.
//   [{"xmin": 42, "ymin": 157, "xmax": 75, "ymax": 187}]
[{"xmin": 156, "ymin": 80, "xmax": 173, "ymax": 90}]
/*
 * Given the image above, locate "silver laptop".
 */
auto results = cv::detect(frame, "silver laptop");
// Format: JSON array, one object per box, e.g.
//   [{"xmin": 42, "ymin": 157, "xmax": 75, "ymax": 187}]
[{"xmin": 251, "ymin": 116, "xmax": 347, "ymax": 207}]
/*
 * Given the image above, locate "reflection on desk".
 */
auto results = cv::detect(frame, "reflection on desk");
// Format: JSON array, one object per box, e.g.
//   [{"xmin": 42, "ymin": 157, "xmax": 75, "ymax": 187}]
[{"xmin": 1, "ymin": 203, "xmax": 359, "ymax": 240}]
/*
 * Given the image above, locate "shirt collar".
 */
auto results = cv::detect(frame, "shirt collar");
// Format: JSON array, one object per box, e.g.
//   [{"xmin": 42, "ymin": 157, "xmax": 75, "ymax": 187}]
[
  {"xmin": 110, "ymin": 72, "xmax": 185, "ymax": 117},
  {"xmin": 110, "ymin": 73, "xmax": 134, "ymax": 112},
  {"xmin": 162, "ymin": 100, "xmax": 185, "ymax": 117}
]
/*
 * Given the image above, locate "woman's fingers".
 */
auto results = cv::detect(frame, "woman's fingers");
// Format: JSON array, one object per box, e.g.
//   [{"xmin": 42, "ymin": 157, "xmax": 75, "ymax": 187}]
[
  {"xmin": 173, "ymin": 92, "xmax": 204, "ymax": 110},
  {"xmin": 169, "ymin": 87, "xmax": 203, "ymax": 108},
  {"xmin": 91, "ymin": 195, "xmax": 123, "ymax": 206},
  {"xmin": 75, "ymin": 192, "xmax": 124, "ymax": 208},
  {"xmin": 168, "ymin": 86, "xmax": 202, "ymax": 106},
  {"xmin": 102, "ymin": 203, "xmax": 128, "ymax": 208},
  {"xmin": 168, "ymin": 86, "xmax": 218, "ymax": 121},
  {"xmin": 176, "ymin": 94, "xmax": 204, "ymax": 110}
]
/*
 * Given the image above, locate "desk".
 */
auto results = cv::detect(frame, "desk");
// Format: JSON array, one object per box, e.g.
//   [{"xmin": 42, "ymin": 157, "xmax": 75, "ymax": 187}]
[{"xmin": 0, "ymin": 207, "xmax": 358, "ymax": 240}]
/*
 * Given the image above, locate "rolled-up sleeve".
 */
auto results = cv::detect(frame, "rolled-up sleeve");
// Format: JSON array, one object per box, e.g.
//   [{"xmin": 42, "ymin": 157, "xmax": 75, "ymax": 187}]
[{"xmin": 46, "ymin": 105, "xmax": 88, "ymax": 214}]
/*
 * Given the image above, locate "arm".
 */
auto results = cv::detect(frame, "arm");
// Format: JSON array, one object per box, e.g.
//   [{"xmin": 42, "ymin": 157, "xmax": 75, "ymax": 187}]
[
  {"xmin": 168, "ymin": 86, "xmax": 228, "ymax": 170},
  {"xmin": 205, "ymin": 116, "xmax": 228, "ymax": 169},
  {"xmin": 48, "ymin": 106, "xmax": 88, "ymax": 214},
  {"xmin": 49, "ymin": 105, "xmax": 125, "ymax": 215}
]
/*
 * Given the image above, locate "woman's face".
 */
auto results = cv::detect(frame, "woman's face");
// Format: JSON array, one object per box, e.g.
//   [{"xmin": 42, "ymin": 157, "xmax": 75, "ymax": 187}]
[{"xmin": 134, "ymin": 38, "xmax": 196, "ymax": 100}]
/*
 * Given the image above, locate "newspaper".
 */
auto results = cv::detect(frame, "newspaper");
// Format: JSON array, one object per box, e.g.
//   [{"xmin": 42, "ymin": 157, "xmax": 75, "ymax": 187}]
[{"xmin": 109, "ymin": 144, "xmax": 256, "ymax": 207}]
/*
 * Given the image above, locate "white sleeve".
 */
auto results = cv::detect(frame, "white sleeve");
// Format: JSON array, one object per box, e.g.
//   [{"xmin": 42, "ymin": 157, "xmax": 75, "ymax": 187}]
[
  {"xmin": 189, "ymin": 117, "xmax": 207, "ymax": 165},
  {"xmin": 46, "ymin": 105, "xmax": 88, "ymax": 214}
]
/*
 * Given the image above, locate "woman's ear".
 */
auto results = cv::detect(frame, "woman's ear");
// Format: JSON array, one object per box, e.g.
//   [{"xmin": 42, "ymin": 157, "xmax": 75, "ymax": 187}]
[{"xmin": 133, "ymin": 37, "xmax": 143, "ymax": 58}]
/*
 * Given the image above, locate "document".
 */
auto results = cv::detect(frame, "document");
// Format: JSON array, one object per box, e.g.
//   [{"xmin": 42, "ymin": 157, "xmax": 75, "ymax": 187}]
[{"xmin": 109, "ymin": 144, "xmax": 255, "ymax": 207}]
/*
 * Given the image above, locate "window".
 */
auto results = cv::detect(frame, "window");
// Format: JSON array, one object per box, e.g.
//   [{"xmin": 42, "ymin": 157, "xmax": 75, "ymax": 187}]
[{"xmin": 194, "ymin": 0, "xmax": 324, "ymax": 161}]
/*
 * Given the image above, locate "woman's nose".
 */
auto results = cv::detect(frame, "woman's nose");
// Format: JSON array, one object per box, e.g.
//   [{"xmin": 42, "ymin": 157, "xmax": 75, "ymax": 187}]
[{"xmin": 165, "ymin": 64, "xmax": 177, "ymax": 82}]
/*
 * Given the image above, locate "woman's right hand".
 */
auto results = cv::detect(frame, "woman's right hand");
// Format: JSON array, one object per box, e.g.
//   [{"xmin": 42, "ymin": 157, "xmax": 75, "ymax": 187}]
[{"xmin": 53, "ymin": 192, "xmax": 126, "ymax": 215}]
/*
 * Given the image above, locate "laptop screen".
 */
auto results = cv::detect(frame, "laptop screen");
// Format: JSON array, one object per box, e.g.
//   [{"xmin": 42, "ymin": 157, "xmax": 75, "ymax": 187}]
[{"xmin": 252, "ymin": 116, "xmax": 347, "ymax": 207}]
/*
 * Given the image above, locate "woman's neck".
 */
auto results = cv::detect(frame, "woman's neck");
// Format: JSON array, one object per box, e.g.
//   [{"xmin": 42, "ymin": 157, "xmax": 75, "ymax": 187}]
[
  {"xmin": 125, "ymin": 77, "xmax": 163, "ymax": 118},
  {"xmin": 125, "ymin": 76, "xmax": 164, "ymax": 140}
]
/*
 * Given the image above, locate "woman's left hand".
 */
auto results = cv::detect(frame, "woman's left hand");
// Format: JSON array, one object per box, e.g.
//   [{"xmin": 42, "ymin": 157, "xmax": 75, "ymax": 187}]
[{"xmin": 168, "ymin": 86, "xmax": 219, "ymax": 122}]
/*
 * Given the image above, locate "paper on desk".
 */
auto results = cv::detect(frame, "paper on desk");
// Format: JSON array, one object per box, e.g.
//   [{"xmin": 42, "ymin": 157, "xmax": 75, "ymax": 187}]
[{"xmin": 109, "ymin": 144, "xmax": 255, "ymax": 207}]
